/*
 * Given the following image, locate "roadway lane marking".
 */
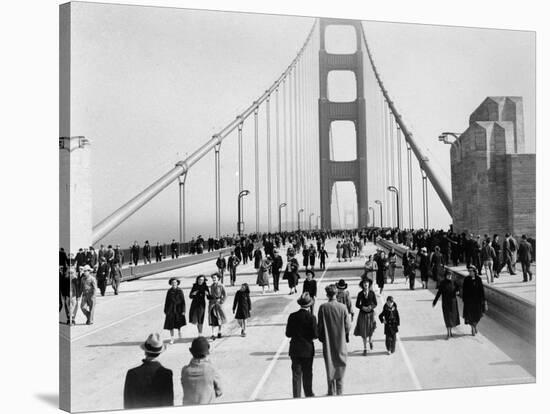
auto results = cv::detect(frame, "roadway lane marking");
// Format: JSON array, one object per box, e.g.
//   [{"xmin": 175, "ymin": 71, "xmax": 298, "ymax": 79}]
[
  {"xmin": 248, "ymin": 254, "xmax": 335, "ymax": 401},
  {"xmin": 379, "ymin": 291, "xmax": 422, "ymax": 390},
  {"xmin": 71, "ymin": 303, "xmax": 163, "ymax": 342}
]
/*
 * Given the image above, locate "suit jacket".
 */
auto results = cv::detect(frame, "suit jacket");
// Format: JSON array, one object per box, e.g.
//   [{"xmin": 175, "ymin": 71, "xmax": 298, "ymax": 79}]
[
  {"xmin": 123, "ymin": 360, "xmax": 174, "ymax": 409},
  {"xmin": 286, "ymin": 309, "xmax": 318, "ymax": 358}
]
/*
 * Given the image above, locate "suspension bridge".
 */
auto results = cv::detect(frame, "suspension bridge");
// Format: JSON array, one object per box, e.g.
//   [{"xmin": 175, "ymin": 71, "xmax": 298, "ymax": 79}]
[{"xmin": 59, "ymin": 12, "xmax": 536, "ymax": 413}]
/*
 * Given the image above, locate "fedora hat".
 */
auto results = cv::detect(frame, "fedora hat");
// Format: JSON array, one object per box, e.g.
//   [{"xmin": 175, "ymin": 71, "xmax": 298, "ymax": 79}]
[
  {"xmin": 140, "ymin": 333, "xmax": 166, "ymax": 355},
  {"xmin": 297, "ymin": 292, "xmax": 314, "ymax": 307},
  {"xmin": 336, "ymin": 279, "xmax": 348, "ymax": 289},
  {"xmin": 168, "ymin": 277, "xmax": 181, "ymax": 286},
  {"xmin": 189, "ymin": 336, "xmax": 210, "ymax": 357}
]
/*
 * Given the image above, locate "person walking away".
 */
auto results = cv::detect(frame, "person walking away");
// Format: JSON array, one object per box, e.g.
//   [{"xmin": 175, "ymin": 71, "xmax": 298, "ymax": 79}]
[
  {"xmin": 517, "ymin": 235, "xmax": 534, "ymax": 282},
  {"xmin": 500, "ymin": 233, "xmax": 517, "ymax": 275},
  {"xmin": 387, "ymin": 248, "xmax": 397, "ymax": 283},
  {"xmin": 283, "ymin": 252, "xmax": 300, "ymax": 294},
  {"xmin": 256, "ymin": 257, "xmax": 271, "ymax": 294},
  {"xmin": 432, "ymin": 270, "xmax": 460, "ymax": 338},
  {"xmin": 318, "ymin": 245, "xmax": 328, "ymax": 270},
  {"xmin": 227, "ymin": 251, "xmax": 240, "ymax": 287},
  {"xmin": 462, "ymin": 266, "xmax": 487, "ymax": 336},
  {"xmin": 430, "ymin": 246, "xmax": 445, "ymax": 287},
  {"xmin": 164, "ymin": 277, "xmax": 186, "ymax": 344},
  {"xmin": 378, "ymin": 296, "xmax": 400, "ymax": 354},
  {"xmin": 79, "ymin": 265, "xmax": 97, "ymax": 325},
  {"xmin": 253, "ymin": 247, "xmax": 263, "ymax": 270},
  {"xmin": 123, "ymin": 333, "xmax": 173, "ymax": 409},
  {"xmin": 308, "ymin": 244, "xmax": 317, "ymax": 270},
  {"xmin": 207, "ymin": 273, "xmax": 227, "ymax": 339},
  {"xmin": 491, "ymin": 235, "xmax": 501, "ymax": 278},
  {"xmin": 181, "ymin": 337, "xmax": 222, "ymax": 405},
  {"xmin": 285, "ymin": 292, "xmax": 318, "ymax": 398},
  {"xmin": 375, "ymin": 251, "xmax": 389, "ymax": 295},
  {"xmin": 480, "ymin": 240, "xmax": 496, "ymax": 283},
  {"xmin": 96, "ymin": 257, "xmax": 110, "ymax": 296},
  {"xmin": 317, "ymin": 284, "xmax": 351, "ymax": 396},
  {"xmin": 272, "ymin": 249, "xmax": 283, "ymax": 292},
  {"xmin": 233, "ymin": 283, "xmax": 251, "ymax": 337},
  {"xmin": 302, "ymin": 270, "xmax": 317, "ymax": 314},
  {"xmin": 155, "ymin": 242, "xmax": 163, "ymax": 262},
  {"xmin": 353, "ymin": 279, "xmax": 377, "ymax": 355},
  {"xmin": 189, "ymin": 275, "xmax": 209, "ymax": 336},
  {"xmin": 335, "ymin": 279, "xmax": 354, "ymax": 324},
  {"xmin": 215, "ymin": 253, "xmax": 226, "ymax": 284},
  {"xmin": 418, "ymin": 247, "xmax": 430, "ymax": 289}
]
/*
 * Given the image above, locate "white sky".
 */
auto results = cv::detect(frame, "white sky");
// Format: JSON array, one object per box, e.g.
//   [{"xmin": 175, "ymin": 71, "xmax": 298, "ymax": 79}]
[{"xmin": 70, "ymin": 2, "xmax": 535, "ymax": 245}]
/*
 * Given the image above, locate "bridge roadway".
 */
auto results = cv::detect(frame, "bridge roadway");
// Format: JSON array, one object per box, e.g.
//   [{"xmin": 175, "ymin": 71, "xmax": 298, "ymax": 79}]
[{"xmin": 62, "ymin": 239, "xmax": 535, "ymax": 412}]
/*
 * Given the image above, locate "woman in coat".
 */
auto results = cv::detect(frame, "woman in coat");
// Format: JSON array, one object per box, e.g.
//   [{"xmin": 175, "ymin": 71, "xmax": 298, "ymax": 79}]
[
  {"xmin": 462, "ymin": 266, "xmax": 486, "ymax": 336},
  {"xmin": 308, "ymin": 244, "xmax": 317, "ymax": 269},
  {"xmin": 302, "ymin": 245, "xmax": 310, "ymax": 269},
  {"xmin": 283, "ymin": 254, "xmax": 300, "ymax": 294},
  {"xmin": 256, "ymin": 257, "xmax": 271, "ymax": 294},
  {"xmin": 208, "ymin": 273, "xmax": 227, "ymax": 339},
  {"xmin": 353, "ymin": 279, "xmax": 377, "ymax": 355},
  {"xmin": 233, "ymin": 283, "xmax": 251, "ymax": 337},
  {"xmin": 432, "ymin": 270, "xmax": 460, "ymax": 338},
  {"xmin": 253, "ymin": 248, "xmax": 263, "ymax": 270},
  {"xmin": 164, "ymin": 277, "xmax": 187, "ymax": 344},
  {"xmin": 418, "ymin": 247, "xmax": 431, "ymax": 289},
  {"xmin": 189, "ymin": 275, "xmax": 210, "ymax": 336},
  {"xmin": 375, "ymin": 251, "xmax": 389, "ymax": 295},
  {"xmin": 430, "ymin": 246, "xmax": 445, "ymax": 286}
]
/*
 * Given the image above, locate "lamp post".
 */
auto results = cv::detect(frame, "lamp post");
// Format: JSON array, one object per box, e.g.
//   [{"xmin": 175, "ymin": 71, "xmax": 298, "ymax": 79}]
[
  {"xmin": 317, "ymin": 215, "xmax": 321, "ymax": 230},
  {"xmin": 309, "ymin": 213, "xmax": 314, "ymax": 231},
  {"xmin": 278, "ymin": 202, "xmax": 287, "ymax": 234},
  {"xmin": 297, "ymin": 208, "xmax": 304, "ymax": 231},
  {"xmin": 368, "ymin": 206, "xmax": 375, "ymax": 227},
  {"xmin": 387, "ymin": 186, "xmax": 400, "ymax": 230},
  {"xmin": 374, "ymin": 200, "xmax": 383, "ymax": 228},
  {"xmin": 237, "ymin": 190, "xmax": 250, "ymax": 236}
]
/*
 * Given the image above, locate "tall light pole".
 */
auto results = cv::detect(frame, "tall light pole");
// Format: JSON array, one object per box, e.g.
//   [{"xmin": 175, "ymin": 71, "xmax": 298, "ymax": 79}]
[
  {"xmin": 238, "ymin": 190, "xmax": 250, "ymax": 236},
  {"xmin": 387, "ymin": 186, "xmax": 400, "ymax": 229},
  {"xmin": 297, "ymin": 208, "xmax": 304, "ymax": 231},
  {"xmin": 309, "ymin": 213, "xmax": 314, "ymax": 231},
  {"xmin": 375, "ymin": 200, "xmax": 383, "ymax": 228},
  {"xmin": 368, "ymin": 206, "xmax": 375, "ymax": 227},
  {"xmin": 278, "ymin": 202, "xmax": 287, "ymax": 234},
  {"xmin": 317, "ymin": 215, "xmax": 321, "ymax": 230}
]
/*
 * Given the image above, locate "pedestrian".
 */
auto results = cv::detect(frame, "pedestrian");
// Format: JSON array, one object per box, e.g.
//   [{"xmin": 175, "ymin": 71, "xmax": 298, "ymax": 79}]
[
  {"xmin": 189, "ymin": 275, "xmax": 209, "ymax": 337},
  {"xmin": 253, "ymin": 247, "xmax": 263, "ymax": 270},
  {"xmin": 375, "ymin": 251, "xmax": 388, "ymax": 295},
  {"xmin": 432, "ymin": 270, "xmax": 460, "ymax": 338},
  {"xmin": 517, "ymin": 235, "xmax": 534, "ymax": 282},
  {"xmin": 318, "ymin": 245, "xmax": 328, "ymax": 270},
  {"xmin": 155, "ymin": 242, "xmax": 163, "ymax": 262},
  {"xmin": 302, "ymin": 270, "xmax": 317, "ymax": 314},
  {"xmin": 285, "ymin": 292, "xmax": 318, "ymax": 398},
  {"xmin": 480, "ymin": 239, "xmax": 496, "ymax": 283},
  {"xmin": 500, "ymin": 233, "xmax": 517, "ymax": 275},
  {"xmin": 308, "ymin": 244, "xmax": 317, "ymax": 269},
  {"xmin": 215, "ymin": 253, "xmax": 226, "ymax": 284},
  {"xmin": 227, "ymin": 251, "xmax": 240, "ymax": 287},
  {"xmin": 164, "ymin": 277, "xmax": 187, "ymax": 344},
  {"xmin": 79, "ymin": 265, "xmax": 97, "ymax": 325},
  {"xmin": 361, "ymin": 255, "xmax": 377, "ymax": 288},
  {"xmin": 123, "ymin": 333, "xmax": 173, "ymax": 409},
  {"xmin": 387, "ymin": 248, "xmax": 397, "ymax": 283},
  {"xmin": 131, "ymin": 241, "xmax": 140, "ymax": 266},
  {"xmin": 431, "ymin": 246, "xmax": 445, "ymax": 286},
  {"xmin": 256, "ymin": 256, "xmax": 271, "ymax": 294},
  {"xmin": 335, "ymin": 279, "xmax": 354, "ymax": 323},
  {"xmin": 272, "ymin": 249, "xmax": 283, "ymax": 292},
  {"xmin": 317, "ymin": 284, "xmax": 351, "ymax": 396},
  {"xmin": 402, "ymin": 249, "xmax": 416, "ymax": 289},
  {"xmin": 170, "ymin": 239, "xmax": 179, "ymax": 259},
  {"xmin": 233, "ymin": 283, "xmax": 251, "ymax": 337},
  {"xmin": 207, "ymin": 273, "xmax": 227, "ymax": 339},
  {"xmin": 96, "ymin": 257, "xmax": 110, "ymax": 296},
  {"xmin": 353, "ymin": 278, "xmax": 377, "ymax": 355},
  {"xmin": 302, "ymin": 245, "xmax": 310, "ymax": 270},
  {"xmin": 462, "ymin": 266, "xmax": 487, "ymax": 336},
  {"xmin": 491, "ymin": 235, "xmax": 501, "ymax": 278},
  {"xmin": 143, "ymin": 240, "xmax": 152, "ymax": 264},
  {"xmin": 336, "ymin": 241, "xmax": 343, "ymax": 262},
  {"xmin": 59, "ymin": 267, "xmax": 72, "ymax": 324},
  {"xmin": 283, "ymin": 252, "xmax": 300, "ymax": 294},
  {"xmin": 378, "ymin": 296, "xmax": 400, "ymax": 355},
  {"xmin": 181, "ymin": 336, "xmax": 223, "ymax": 405},
  {"xmin": 418, "ymin": 247, "xmax": 430, "ymax": 289}
]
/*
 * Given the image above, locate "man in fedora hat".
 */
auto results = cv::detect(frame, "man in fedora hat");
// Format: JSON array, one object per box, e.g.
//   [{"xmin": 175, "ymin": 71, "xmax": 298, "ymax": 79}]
[
  {"xmin": 123, "ymin": 333, "xmax": 173, "ymax": 409},
  {"xmin": 285, "ymin": 292, "xmax": 318, "ymax": 398},
  {"xmin": 181, "ymin": 336, "xmax": 223, "ymax": 405},
  {"xmin": 79, "ymin": 265, "xmax": 97, "ymax": 325},
  {"xmin": 318, "ymin": 284, "xmax": 351, "ymax": 396}
]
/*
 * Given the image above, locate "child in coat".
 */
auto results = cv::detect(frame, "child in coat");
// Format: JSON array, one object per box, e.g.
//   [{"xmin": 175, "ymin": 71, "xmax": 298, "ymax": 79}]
[{"xmin": 378, "ymin": 296, "xmax": 400, "ymax": 354}]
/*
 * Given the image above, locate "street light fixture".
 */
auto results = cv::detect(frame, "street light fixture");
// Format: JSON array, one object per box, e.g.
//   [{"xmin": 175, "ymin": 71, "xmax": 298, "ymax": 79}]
[
  {"xmin": 278, "ymin": 202, "xmax": 287, "ymax": 234},
  {"xmin": 309, "ymin": 213, "xmax": 314, "ymax": 231},
  {"xmin": 368, "ymin": 206, "xmax": 375, "ymax": 227},
  {"xmin": 387, "ymin": 186, "xmax": 400, "ymax": 230},
  {"xmin": 237, "ymin": 190, "xmax": 250, "ymax": 236},
  {"xmin": 374, "ymin": 200, "xmax": 383, "ymax": 228},
  {"xmin": 297, "ymin": 208, "xmax": 304, "ymax": 231}
]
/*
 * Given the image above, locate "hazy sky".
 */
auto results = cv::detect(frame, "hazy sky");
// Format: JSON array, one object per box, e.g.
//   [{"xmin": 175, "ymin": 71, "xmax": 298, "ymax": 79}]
[{"xmin": 70, "ymin": 2, "xmax": 535, "ymax": 246}]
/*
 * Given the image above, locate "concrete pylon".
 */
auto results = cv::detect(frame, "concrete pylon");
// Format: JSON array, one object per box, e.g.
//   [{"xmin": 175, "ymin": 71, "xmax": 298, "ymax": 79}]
[{"xmin": 318, "ymin": 18, "xmax": 369, "ymax": 230}]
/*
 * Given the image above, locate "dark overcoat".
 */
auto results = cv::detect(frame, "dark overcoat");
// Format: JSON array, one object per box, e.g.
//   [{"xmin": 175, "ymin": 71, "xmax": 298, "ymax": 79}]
[
  {"xmin": 123, "ymin": 360, "xmax": 173, "ymax": 409},
  {"xmin": 432, "ymin": 279, "xmax": 460, "ymax": 328},
  {"xmin": 462, "ymin": 275, "xmax": 485, "ymax": 325},
  {"xmin": 286, "ymin": 309, "xmax": 318, "ymax": 358},
  {"xmin": 163, "ymin": 287, "xmax": 186, "ymax": 330}
]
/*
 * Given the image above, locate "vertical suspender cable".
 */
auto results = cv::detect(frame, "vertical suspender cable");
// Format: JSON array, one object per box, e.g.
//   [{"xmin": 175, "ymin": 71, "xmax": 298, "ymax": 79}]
[
  {"xmin": 266, "ymin": 96, "xmax": 272, "ymax": 233},
  {"xmin": 276, "ymin": 88, "xmax": 281, "ymax": 226},
  {"xmin": 254, "ymin": 106, "xmax": 260, "ymax": 234},
  {"xmin": 283, "ymin": 78, "xmax": 288, "ymax": 230},
  {"xmin": 396, "ymin": 125, "xmax": 403, "ymax": 230}
]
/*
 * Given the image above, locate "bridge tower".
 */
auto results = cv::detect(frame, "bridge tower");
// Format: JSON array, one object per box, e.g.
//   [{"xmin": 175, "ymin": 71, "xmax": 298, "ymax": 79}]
[{"xmin": 318, "ymin": 18, "xmax": 369, "ymax": 230}]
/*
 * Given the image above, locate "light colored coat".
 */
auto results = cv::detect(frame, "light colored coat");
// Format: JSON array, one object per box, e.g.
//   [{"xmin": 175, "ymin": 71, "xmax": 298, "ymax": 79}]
[
  {"xmin": 317, "ymin": 298, "xmax": 351, "ymax": 381},
  {"xmin": 181, "ymin": 358, "xmax": 222, "ymax": 405}
]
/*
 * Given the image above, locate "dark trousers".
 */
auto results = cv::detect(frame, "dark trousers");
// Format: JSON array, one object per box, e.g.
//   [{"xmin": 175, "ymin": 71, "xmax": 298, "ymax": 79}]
[
  {"xmin": 155, "ymin": 253, "xmax": 162, "ymax": 262},
  {"xmin": 272, "ymin": 270, "xmax": 280, "ymax": 291},
  {"xmin": 217, "ymin": 268, "xmax": 225, "ymax": 284},
  {"xmin": 291, "ymin": 357, "xmax": 314, "ymax": 398},
  {"xmin": 409, "ymin": 272, "xmax": 416, "ymax": 290},
  {"xmin": 385, "ymin": 333, "xmax": 397, "ymax": 353},
  {"xmin": 501, "ymin": 255, "xmax": 515, "ymax": 274},
  {"xmin": 97, "ymin": 279, "xmax": 107, "ymax": 296},
  {"xmin": 132, "ymin": 255, "xmax": 139, "ymax": 266},
  {"xmin": 521, "ymin": 261, "xmax": 533, "ymax": 281},
  {"xmin": 229, "ymin": 268, "xmax": 237, "ymax": 285},
  {"xmin": 320, "ymin": 259, "xmax": 326, "ymax": 270}
]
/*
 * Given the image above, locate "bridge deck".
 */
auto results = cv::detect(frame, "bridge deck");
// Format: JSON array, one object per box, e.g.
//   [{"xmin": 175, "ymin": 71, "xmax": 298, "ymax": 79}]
[{"xmin": 61, "ymin": 239, "xmax": 535, "ymax": 412}]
